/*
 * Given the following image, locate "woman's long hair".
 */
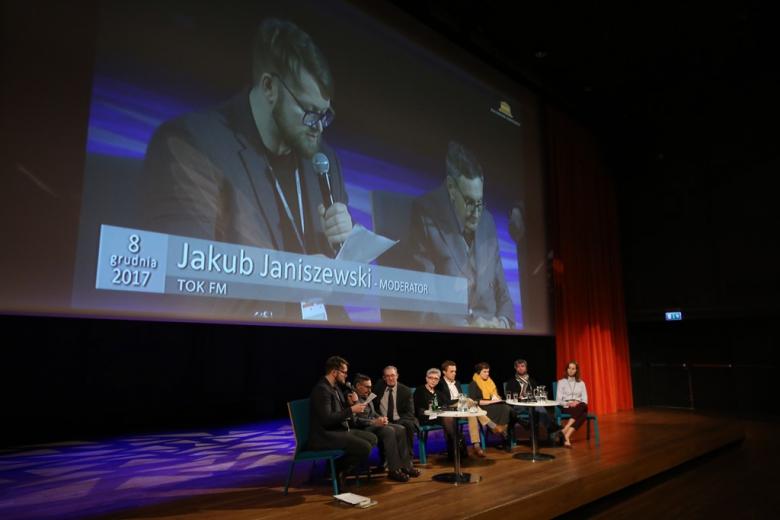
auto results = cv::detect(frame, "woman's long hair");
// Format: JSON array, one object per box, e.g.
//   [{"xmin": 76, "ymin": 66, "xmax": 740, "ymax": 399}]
[{"xmin": 564, "ymin": 361, "xmax": 581, "ymax": 382}]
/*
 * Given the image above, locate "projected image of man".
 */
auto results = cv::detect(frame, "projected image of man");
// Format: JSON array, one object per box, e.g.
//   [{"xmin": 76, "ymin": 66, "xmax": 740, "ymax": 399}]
[
  {"xmin": 408, "ymin": 141, "xmax": 514, "ymax": 328},
  {"xmin": 143, "ymin": 18, "xmax": 352, "ymax": 256}
]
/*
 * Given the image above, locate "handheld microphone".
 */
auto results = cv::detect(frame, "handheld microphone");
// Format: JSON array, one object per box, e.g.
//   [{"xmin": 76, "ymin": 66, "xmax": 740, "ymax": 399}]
[
  {"xmin": 344, "ymin": 381, "xmax": 359, "ymax": 414},
  {"xmin": 313, "ymin": 152, "xmax": 334, "ymax": 209}
]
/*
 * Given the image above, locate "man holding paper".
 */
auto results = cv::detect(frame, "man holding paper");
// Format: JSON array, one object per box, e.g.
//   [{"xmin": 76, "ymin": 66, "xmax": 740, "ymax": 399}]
[
  {"xmin": 308, "ymin": 357, "xmax": 377, "ymax": 487},
  {"xmin": 352, "ymin": 374, "xmax": 420, "ymax": 482}
]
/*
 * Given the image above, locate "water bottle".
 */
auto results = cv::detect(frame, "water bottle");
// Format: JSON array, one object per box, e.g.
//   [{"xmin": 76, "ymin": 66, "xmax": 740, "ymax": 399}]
[{"xmin": 432, "ymin": 393, "xmax": 439, "ymax": 411}]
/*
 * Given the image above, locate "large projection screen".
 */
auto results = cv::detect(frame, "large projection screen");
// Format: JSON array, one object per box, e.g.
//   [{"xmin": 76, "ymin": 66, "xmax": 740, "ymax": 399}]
[{"xmin": 2, "ymin": 0, "xmax": 552, "ymax": 335}]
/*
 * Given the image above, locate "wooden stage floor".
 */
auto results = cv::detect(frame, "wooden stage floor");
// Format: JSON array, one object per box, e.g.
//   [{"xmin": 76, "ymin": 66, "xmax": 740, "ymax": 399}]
[{"xmin": 94, "ymin": 409, "xmax": 744, "ymax": 520}]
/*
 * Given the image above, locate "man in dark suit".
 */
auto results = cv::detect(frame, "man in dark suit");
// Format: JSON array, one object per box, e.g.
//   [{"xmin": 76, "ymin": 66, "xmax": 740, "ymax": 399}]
[
  {"xmin": 141, "ymin": 19, "xmax": 352, "ymax": 321},
  {"xmin": 307, "ymin": 356, "xmax": 377, "ymax": 486},
  {"xmin": 372, "ymin": 366, "xmax": 419, "ymax": 462},
  {"xmin": 436, "ymin": 360, "xmax": 485, "ymax": 458},
  {"xmin": 407, "ymin": 140, "xmax": 514, "ymax": 329},
  {"xmin": 352, "ymin": 374, "xmax": 420, "ymax": 482}
]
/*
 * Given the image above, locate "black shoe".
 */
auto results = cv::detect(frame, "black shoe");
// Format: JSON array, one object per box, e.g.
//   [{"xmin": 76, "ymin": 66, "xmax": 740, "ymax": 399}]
[
  {"xmin": 503, "ymin": 434, "xmax": 513, "ymax": 452},
  {"xmin": 387, "ymin": 469, "xmax": 410, "ymax": 482},
  {"xmin": 402, "ymin": 467, "xmax": 421, "ymax": 478}
]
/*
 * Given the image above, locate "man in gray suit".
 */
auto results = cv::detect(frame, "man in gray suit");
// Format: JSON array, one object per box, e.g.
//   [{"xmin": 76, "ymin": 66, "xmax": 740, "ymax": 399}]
[
  {"xmin": 408, "ymin": 141, "xmax": 514, "ymax": 328},
  {"xmin": 141, "ymin": 19, "xmax": 352, "ymax": 321}
]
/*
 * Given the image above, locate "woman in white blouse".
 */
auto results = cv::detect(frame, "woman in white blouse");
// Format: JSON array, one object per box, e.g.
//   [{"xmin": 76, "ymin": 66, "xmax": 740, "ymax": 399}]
[{"xmin": 555, "ymin": 361, "xmax": 589, "ymax": 448}]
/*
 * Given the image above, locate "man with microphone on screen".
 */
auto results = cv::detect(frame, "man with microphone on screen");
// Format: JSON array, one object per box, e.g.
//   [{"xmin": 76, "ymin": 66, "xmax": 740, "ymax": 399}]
[
  {"xmin": 408, "ymin": 141, "xmax": 514, "ymax": 329},
  {"xmin": 142, "ymin": 19, "xmax": 351, "ymax": 320}
]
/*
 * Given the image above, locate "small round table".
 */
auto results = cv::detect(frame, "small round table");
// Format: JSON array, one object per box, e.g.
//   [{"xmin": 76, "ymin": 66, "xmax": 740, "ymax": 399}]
[
  {"xmin": 506, "ymin": 399, "xmax": 559, "ymax": 462},
  {"xmin": 424, "ymin": 409, "xmax": 487, "ymax": 485}
]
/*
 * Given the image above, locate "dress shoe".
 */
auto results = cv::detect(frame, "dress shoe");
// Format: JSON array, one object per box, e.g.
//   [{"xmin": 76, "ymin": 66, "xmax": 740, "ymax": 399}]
[
  {"xmin": 502, "ymin": 432, "xmax": 513, "ymax": 452},
  {"xmin": 387, "ymin": 468, "xmax": 410, "ymax": 482},
  {"xmin": 402, "ymin": 466, "xmax": 422, "ymax": 478},
  {"xmin": 470, "ymin": 445, "xmax": 486, "ymax": 458}
]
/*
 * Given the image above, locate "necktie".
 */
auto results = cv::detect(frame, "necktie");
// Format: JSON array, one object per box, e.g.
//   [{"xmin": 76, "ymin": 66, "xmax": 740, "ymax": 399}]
[{"xmin": 387, "ymin": 388, "xmax": 395, "ymax": 422}]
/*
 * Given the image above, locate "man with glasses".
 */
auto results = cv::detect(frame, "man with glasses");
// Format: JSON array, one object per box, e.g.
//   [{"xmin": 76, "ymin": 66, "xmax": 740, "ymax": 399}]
[
  {"xmin": 352, "ymin": 373, "xmax": 420, "ymax": 482},
  {"xmin": 372, "ymin": 366, "xmax": 419, "ymax": 463},
  {"xmin": 308, "ymin": 356, "xmax": 377, "ymax": 489},
  {"xmin": 142, "ymin": 19, "xmax": 352, "ymax": 320},
  {"xmin": 407, "ymin": 141, "xmax": 514, "ymax": 328}
]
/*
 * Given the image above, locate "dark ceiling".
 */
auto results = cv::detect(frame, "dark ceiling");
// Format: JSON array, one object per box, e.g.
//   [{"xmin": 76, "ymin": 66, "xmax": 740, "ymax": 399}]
[
  {"xmin": 391, "ymin": 1, "xmax": 780, "ymax": 318},
  {"xmin": 391, "ymin": 0, "xmax": 779, "ymax": 169}
]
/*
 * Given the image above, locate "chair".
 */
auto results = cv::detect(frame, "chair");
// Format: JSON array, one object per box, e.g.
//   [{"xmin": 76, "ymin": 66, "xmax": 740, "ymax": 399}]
[
  {"xmin": 371, "ymin": 190, "xmax": 419, "ymax": 325},
  {"xmin": 370, "ymin": 190, "xmax": 415, "ymax": 270},
  {"xmin": 284, "ymin": 398, "xmax": 345, "ymax": 495},
  {"xmin": 410, "ymin": 387, "xmax": 442, "ymax": 464},
  {"xmin": 411, "ymin": 387, "xmax": 470, "ymax": 464},
  {"xmin": 461, "ymin": 383, "xmax": 487, "ymax": 450},
  {"xmin": 552, "ymin": 382, "xmax": 601, "ymax": 446}
]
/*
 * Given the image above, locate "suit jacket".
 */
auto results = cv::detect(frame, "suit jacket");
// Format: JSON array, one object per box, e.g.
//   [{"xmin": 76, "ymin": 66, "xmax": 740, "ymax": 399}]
[
  {"xmin": 413, "ymin": 384, "xmax": 451, "ymax": 422},
  {"xmin": 141, "ymin": 90, "xmax": 349, "ymax": 321},
  {"xmin": 352, "ymin": 395, "xmax": 381, "ymax": 429},
  {"xmin": 504, "ymin": 374, "xmax": 539, "ymax": 398},
  {"xmin": 408, "ymin": 183, "xmax": 514, "ymax": 327},
  {"xmin": 307, "ymin": 377, "xmax": 353, "ymax": 450},
  {"xmin": 372, "ymin": 381, "xmax": 418, "ymax": 430},
  {"xmin": 436, "ymin": 378, "xmax": 465, "ymax": 407}
]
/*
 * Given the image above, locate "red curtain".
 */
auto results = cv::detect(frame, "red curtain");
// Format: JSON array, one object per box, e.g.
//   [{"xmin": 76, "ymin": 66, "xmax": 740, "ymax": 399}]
[{"xmin": 546, "ymin": 105, "xmax": 633, "ymax": 415}]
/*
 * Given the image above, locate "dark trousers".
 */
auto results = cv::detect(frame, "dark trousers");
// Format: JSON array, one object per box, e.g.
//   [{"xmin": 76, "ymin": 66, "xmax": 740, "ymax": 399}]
[
  {"xmin": 562, "ymin": 403, "xmax": 589, "ymax": 430},
  {"xmin": 518, "ymin": 407, "xmax": 556, "ymax": 436},
  {"xmin": 390, "ymin": 418, "xmax": 417, "ymax": 460},
  {"xmin": 533, "ymin": 406, "xmax": 554, "ymax": 431},
  {"xmin": 366, "ymin": 423, "xmax": 411, "ymax": 471},
  {"xmin": 311, "ymin": 429, "xmax": 377, "ymax": 474},
  {"xmin": 440, "ymin": 417, "xmax": 466, "ymax": 457}
]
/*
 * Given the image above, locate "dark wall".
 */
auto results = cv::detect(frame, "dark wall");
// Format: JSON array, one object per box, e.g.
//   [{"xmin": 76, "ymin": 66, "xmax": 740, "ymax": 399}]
[
  {"xmin": 1, "ymin": 314, "xmax": 554, "ymax": 446},
  {"xmin": 629, "ymin": 317, "xmax": 778, "ymax": 412},
  {"xmin": 612, "ymin": 109, "xmax": 780, "ymax": 414}
]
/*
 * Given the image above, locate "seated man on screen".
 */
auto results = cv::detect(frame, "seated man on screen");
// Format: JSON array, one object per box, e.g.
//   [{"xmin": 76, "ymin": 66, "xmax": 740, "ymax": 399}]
[
  {"xmin": 141, "ymin": 19, "xmax": 352, "ymax": 321},
  {"xmin": 308, "ymin": 356, "xmax": 377, "ymax": 487},
  {"xmin": 372, "ymin": 365, "xmax": 419, "ymax": 463},
  {"xmin": 504, "ymin": 358, "xmax": 559, "ymax": 443},
  {"xmin": 352, "ymin": 374, "xmax": 420, "ymax": 482},
  {"xmin": 408, "ymin": 141, "xmax": 514, "ymax": 329}
]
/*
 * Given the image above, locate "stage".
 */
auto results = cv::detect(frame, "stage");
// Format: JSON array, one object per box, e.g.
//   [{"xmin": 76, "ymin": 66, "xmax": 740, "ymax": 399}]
[{"xmin": 0, "ymin": 409, "xmax": 747, "ymax": 519}]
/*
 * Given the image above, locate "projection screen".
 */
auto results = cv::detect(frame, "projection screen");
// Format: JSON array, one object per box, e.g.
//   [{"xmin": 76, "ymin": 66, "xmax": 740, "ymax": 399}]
[{"xmin": 2, "ymin": 0, "xmax": 552, "ymax": 335}]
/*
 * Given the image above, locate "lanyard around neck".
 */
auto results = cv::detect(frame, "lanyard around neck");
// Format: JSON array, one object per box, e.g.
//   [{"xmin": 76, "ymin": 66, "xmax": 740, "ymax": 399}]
[{"xmin": 270, "ymin": 166, "xmax": 305, "ymax": 252}]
